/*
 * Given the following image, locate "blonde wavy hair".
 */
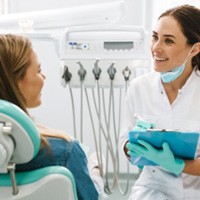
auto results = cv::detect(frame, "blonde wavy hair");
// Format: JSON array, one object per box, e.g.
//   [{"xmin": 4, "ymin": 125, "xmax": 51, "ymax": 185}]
[{"xmin": 0, "ymin": 34, "xmax": 71, "ymax": 149}]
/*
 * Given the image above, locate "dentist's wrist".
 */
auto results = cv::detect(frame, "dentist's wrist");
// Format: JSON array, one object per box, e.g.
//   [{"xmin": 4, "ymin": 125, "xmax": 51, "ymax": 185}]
[
  {"xmin": 166, "ymin": 158, "xmax": 185, "ymax": 176},
  {"xmin": 123, "ymin": 139, "xmax": 130, "ymax": 161}
]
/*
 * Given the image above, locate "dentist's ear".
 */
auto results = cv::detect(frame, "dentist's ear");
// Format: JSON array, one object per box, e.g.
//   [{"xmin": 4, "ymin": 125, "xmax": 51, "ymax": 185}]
[{"xmin": 192, "ymin": 42, "xmax": 200, "ymax": 56}]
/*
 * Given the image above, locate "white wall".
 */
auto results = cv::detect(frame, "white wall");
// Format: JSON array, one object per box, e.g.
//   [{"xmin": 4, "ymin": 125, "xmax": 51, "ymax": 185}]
[{"xmin": 151, "ymin": 0, "xmax": 200, "ymax": 31}]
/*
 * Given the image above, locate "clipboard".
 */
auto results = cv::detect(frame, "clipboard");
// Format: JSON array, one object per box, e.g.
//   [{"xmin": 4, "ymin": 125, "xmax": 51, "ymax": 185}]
[{"xmin": 128, "ymin": 129, "xmax": 200, "ymax": 166}]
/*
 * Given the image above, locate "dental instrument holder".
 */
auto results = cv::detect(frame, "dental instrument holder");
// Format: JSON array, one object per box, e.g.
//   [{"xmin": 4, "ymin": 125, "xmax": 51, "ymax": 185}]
[
  {"xmin": 60, "ymin": 25, "xmax": 150, "ymax": 88},
  {"xmin": 93, "ymin": 59, "xmax": 102, "ymax": 80},
  {"xmin": 122, "ymin": 66, "xmax": 131, "ymax": 81},
  {"xmin": 62, "ymin": 65, "xmax": 72, "ymax": 83},
  {"xmin": 107, "ymin": 62, "xmax": 116, "ymax": 80},
  {"xmin": 59, "ymin": 25, "xmax": 151, "ymax": 194},
  {"xmin": 77, "ymin": 61, "xmax": 87, "ymax": 82}
]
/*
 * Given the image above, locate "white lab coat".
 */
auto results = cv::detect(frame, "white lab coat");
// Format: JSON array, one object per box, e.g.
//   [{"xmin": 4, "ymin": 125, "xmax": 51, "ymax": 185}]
[{"xmin": 120, "ymin": 69, "xmax": 200, "ymax": 200}]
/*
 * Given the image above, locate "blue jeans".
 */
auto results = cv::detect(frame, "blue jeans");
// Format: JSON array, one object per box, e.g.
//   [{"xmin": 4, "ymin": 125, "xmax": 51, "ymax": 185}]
[{"xmin": 16, "ymin": 137, "xmax": 98, "ymax": 200}]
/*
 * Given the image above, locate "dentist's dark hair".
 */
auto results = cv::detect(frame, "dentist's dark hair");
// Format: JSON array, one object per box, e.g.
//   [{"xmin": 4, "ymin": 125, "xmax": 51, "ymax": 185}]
[{"xmin": 159, "ymin": 4, "xmax": 200, "ymax": 70}]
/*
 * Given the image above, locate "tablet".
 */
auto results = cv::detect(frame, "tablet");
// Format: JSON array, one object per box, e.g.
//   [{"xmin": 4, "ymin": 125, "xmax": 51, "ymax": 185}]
[{"xmin": 128, "ymin": 129, "xmax": 200, "ymax": 166}]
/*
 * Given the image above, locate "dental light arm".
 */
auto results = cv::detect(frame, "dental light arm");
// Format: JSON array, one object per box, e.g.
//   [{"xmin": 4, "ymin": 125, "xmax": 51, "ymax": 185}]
[{"xmin": 0, "ymin": 1, "xmax": 127, "ymax": 31}]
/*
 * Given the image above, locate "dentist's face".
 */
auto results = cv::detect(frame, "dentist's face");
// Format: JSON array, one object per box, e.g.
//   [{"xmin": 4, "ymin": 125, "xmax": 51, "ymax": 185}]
[
  {"xmin": 151, "ymin": 16, "xmax": 193, "ymax": 72},
  {"xmin": 18, "ymin": 49, "xmax": 46, "ymax": 108}
]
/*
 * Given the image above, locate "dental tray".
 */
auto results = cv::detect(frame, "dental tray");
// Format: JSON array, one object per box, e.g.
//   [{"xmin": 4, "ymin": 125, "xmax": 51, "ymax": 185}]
[{"xmin": 128, "ymin": 129, "xmax": 200, "ymax": 166}]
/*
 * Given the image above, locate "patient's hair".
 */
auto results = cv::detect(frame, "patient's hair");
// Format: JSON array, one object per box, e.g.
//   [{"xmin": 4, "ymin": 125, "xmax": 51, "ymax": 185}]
[
  {"xmin": 0, "ymin": 34, "xmax": 31, "ymax": 112},
  {"xmin": 159, "ymin": 4, "xmax": 200, "ymax": 70},
  {"xmin": 0, "ymin": 34, "xmax": 71, "ymax": 148}
]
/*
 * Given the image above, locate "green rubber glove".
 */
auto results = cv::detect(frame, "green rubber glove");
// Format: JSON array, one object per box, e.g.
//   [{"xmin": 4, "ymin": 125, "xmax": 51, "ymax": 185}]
[
  {"xmin": 129, "ymin": 119, "xmax": 155, "ymax": 169},
  {"xmin": 133, "ymin": 119, "xmax": 155, "ymax": 131},
  {"xmin": 127, "ymin": 140, "xmax": 185, "ymax": 175}
]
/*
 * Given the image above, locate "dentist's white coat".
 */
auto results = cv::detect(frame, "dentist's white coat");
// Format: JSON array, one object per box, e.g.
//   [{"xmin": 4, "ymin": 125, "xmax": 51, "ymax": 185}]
[{"xmin": 120, "ymin": 69, "xmax": 200, "ymax": 200}]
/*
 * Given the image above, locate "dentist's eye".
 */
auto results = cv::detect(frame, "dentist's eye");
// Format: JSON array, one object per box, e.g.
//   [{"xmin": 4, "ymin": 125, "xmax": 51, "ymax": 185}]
[
  {"xmin": 152, "ymin": 34, "xmax": 158, "ymax": 41},
  {"xmin": 165, "ymin": 38, "xmax": 174, "ymax": 44}
]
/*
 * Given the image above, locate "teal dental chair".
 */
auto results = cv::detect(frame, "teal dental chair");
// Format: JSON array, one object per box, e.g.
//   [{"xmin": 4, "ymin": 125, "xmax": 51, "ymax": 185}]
[{"xmin": 0, "ymin": 99, "xmax": 78, "ymax": 200}]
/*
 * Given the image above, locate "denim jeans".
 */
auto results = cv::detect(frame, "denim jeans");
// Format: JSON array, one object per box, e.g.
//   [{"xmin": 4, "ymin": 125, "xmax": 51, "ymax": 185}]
[{"xmin": 16, "ymin": 137, "xmax": 98, "ymax": 200}]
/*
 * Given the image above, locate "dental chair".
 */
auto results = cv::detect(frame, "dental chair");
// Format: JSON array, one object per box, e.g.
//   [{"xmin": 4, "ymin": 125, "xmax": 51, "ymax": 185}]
[{"xmin": 0, "ymin": 99, "xmax": 78, "ymax": 200}]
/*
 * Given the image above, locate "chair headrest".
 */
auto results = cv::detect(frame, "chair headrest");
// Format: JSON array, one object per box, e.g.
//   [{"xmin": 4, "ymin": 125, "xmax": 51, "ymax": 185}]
[{"xmin": 0, "ymin": 100, "xmax": 41, "ymax": 164}]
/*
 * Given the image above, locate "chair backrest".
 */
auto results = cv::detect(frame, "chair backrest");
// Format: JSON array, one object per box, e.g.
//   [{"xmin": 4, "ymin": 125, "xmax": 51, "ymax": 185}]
[{"xmin": 0, "ymin": 99, "xmax": 78, "ymax": 200}]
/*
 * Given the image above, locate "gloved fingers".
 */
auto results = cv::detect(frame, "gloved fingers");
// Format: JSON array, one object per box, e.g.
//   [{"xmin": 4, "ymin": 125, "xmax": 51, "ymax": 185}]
[
  {"xmin": 136, "ymin": 119, "xmax": 151, "ymax": 129},
  {"xmin": 126, "ymin": 142, "xmax": 135, "ymax": 151},
  {"xmin": 126, "ymin": 142, "xmax": 147, "ymax": 153},
  {"xmin": 126, "ymin": 142, "xmax": 146, "ymax": 152},
  {"xmin": 136, "ymin": 119, "xmax": 155, "ymax": 129},
  {"xmin": 138, "ymin": 165, "xmax": 144, "ymax": 169},
  {"xmin": 127, "ymin": 150, "xmax": 140, "ymax": 157},
  {"xmin": 128, "ymin": 144, "xmax": 147, "ymax": 156},
  {"xmin": 162, "ymin": 142, "xmax": 172, "ymax": 153},
  {"xmin": 137, "ymin": 139, "xmax": 155, "ymax": 151}
]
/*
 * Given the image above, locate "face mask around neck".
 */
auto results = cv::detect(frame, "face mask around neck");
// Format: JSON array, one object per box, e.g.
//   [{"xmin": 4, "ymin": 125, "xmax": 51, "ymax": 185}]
[{"xmin": 160, "ymin": 45, "xmax": 195, "ymax": 83}]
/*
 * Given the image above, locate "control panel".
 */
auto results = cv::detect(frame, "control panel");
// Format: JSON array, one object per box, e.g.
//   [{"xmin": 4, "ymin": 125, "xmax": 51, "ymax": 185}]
[{"xmin": 59, "ymin": 25, "xmax": 149, "ymax": 60}]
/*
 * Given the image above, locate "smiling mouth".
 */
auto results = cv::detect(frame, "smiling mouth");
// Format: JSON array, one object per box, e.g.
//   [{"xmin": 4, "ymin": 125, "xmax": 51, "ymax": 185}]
[{"xmin": 154, "ymin": 57, "xmax": 169, "ymax": 62}]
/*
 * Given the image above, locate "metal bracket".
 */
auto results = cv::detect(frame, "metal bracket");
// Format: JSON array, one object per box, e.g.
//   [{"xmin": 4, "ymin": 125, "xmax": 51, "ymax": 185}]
[{"xmin": 7, "ymin": 162, "xmax": 18, "ymax": 195}]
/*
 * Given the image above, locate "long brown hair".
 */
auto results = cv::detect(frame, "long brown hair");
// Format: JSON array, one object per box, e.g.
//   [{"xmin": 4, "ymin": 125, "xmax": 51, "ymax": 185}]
[
  {"xmin": 159, "ymin": 4, "xmax": 200, "ymax": 70},
  {"xmin": 0, "ymin": 34, "xmax": 71, "ymax": 149}
]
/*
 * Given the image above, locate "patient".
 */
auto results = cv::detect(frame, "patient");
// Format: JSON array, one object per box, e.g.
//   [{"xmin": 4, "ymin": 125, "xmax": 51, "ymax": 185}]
[{"xmin": 0, "ymin": 34, "xmax": 101, "ymax": 200}]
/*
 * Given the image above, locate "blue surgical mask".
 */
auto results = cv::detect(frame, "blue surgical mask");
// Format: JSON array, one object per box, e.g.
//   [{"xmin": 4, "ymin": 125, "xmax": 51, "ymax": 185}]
[
  {"xmin": 160, "ymin": 45, "xmax": 195, "ymax": 83},
  {"xmin": 160, "ymin": 64, "xmax": 185, "ymax": 83}
]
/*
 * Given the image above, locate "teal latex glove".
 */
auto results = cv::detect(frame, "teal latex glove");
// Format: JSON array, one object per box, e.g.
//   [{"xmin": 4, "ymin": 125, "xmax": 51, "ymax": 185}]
[
  {"xmin": 129, "ymin": 119, "xmax": 155, "ymax": 169},
  {"xmin": 133, "ymin": 119, "xmax": 155, "ymax": 131},
  {"xmin": 127, "ymin": 140, "xmax": 185, "ymax": 175}
]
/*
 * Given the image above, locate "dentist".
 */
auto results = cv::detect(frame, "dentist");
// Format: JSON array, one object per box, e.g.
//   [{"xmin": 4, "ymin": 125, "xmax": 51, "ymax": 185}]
[{"xmin": 120, "ymin": 4, "xmax": 200, "ymax": 200}]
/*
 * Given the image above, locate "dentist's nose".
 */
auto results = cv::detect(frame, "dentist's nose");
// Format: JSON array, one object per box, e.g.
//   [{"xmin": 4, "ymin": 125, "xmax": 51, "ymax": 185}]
[{"xmin": 151, "ymin": 41, "xmax": 163, "ymax": 54}]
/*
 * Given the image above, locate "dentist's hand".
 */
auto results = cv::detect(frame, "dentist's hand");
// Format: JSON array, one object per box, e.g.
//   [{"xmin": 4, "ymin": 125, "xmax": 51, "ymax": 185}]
[
  {"xmin": 126, "ymin": 140, "xmax": 185, "ymax": 175},
  {"xmin": 125, "ymin": 119, "xmax": 155, "ymax": 168},
  {"xmin": 133, "ymin": 119, "xmax": 155, "ymax": 131}
]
